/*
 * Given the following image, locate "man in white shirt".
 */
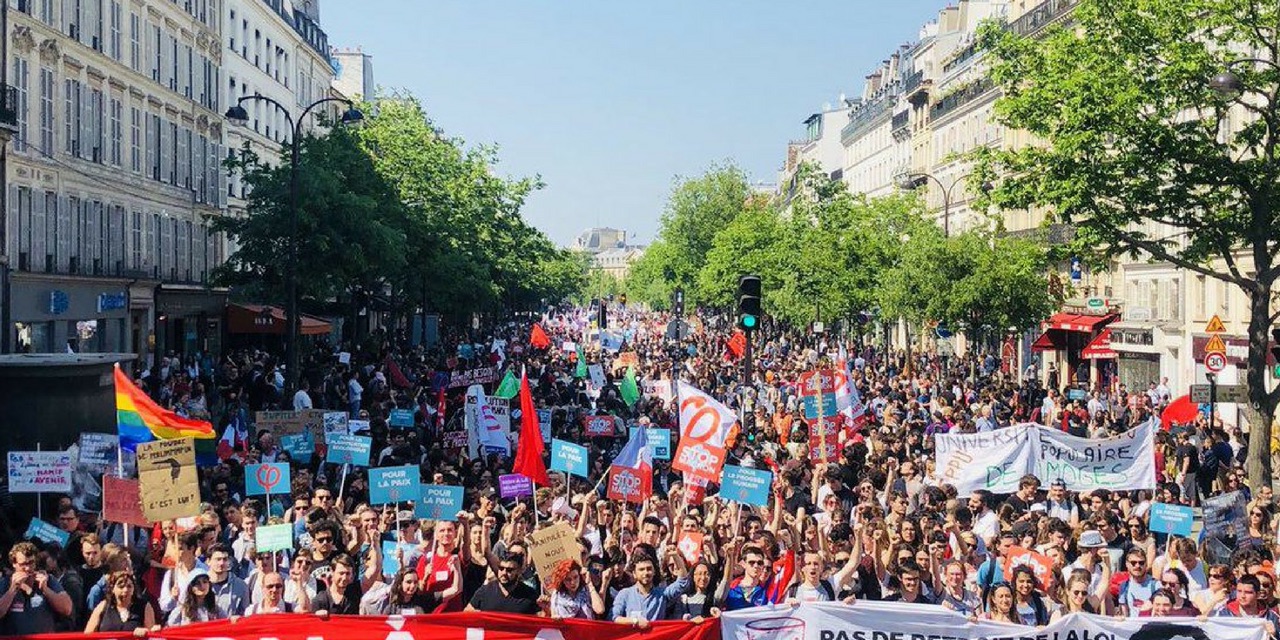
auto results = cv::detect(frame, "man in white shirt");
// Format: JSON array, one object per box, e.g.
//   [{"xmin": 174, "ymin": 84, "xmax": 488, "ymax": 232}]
[
  {"xmin": 293, "ymin": 378, "xmax": 314, "ymax": 410},
  {"xmin": 969, "ymin": 490, "xmax": 1000, "ymax": 547}
]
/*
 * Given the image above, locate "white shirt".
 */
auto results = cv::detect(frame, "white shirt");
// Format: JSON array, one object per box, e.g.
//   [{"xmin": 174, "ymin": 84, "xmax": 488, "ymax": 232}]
[
  {"xmin": 972, "ymin": 510, "xmax": 1000, "ymax": 545},
  {"xmin": 293, "ymin": 390, "xmax": 313, "ymax": 410}
]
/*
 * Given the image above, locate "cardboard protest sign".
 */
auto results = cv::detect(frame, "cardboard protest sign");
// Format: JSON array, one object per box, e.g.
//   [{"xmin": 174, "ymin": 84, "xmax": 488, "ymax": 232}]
[
  {"xmin": 369, "ymin": 465, "xmax": 421, "ymax": 505},
  {"xmin": 25, "ymin": 519, "xmax": 69, "ymax": 546},
  {"xmin": 720, "ymin": 465, "xmax": 772, "ymax": 507},
  {"xmin": 551, "ymin": 439, "xmax": 589, "ymax": 478},
  {"xmin": 325, "ymin": 433, "xmax": 372, "ymax": 466},
  {"xmin": 256, "ymin": 410, "xmax": 308, "ymax": 436},
  {"xmin": 102, "ymin": 476, "xmax": 148, "ymax": 526},
  {"xmin": 256, "ymin": 523, "xmax": 294, "ymax": 552},
  {"xmin": 612, "ymin": 352, "xmax": 639, "ymax": 373},
  {"xmin": 417, "ymin": 485, "xmax": 464, "ymax": 520},
  {"xmin": 7, "ymin": 451, "xmax": 73, "ymax": 493},
  {"xmin": 136, "ymin": 438, "xmax": 200, "ymax": 522},
  {"xmin": 441, "ymin": 430, "xmax": 468, "ymax": 450},
  {"xmin": 499, "ymin": 474, "xmax": 534, "ymax": 498},
  {"xmin": 245, "ymin": 463, "xmax": 291, "ymax": 496},
  {"xmin": 1149, "ymin": 502, "xmax": 1195, "ymax": 537},
  {"xmin": 528, "ymin": 522, "xmax": 583, "ymax": 585}
]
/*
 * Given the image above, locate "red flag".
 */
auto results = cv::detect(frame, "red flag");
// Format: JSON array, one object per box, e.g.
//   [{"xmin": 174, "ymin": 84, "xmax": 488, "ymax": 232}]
[
  {"xmin": 436, "ymin": 388, "xmax": 446, "ymax": 428},
  {"xmin": 512, "ymin": 368, "xmax": 549, "ymax": 485},
  {"xmin": 726, "ymin": 331, "xmax": 746, "ymax": 360},
  {"xmin": 384, "ymin": 354, "xmax": 412, "ymax": 389},
  {"xmin": 529, "ymin": 323, "xmax": 552, "ymax": 350}
]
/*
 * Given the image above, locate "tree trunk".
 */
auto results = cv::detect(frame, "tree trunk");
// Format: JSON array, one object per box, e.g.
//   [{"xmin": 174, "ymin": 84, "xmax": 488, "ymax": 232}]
[{"xmin": 1245, "ymin": 279, "xmax": 1279, "ymax": 492}]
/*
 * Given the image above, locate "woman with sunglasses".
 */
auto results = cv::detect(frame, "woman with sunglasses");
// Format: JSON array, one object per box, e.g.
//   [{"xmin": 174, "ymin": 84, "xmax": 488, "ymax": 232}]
[
  {"xmin": 1242, "ymin": 502, "xmax": 1272, "ymax": 551},
  {"xmin": 1153, "ymin": 568, "xmax": 1199, "ymax": 616},
  {"xmin": 1051, "ymin": 569, "xmax": 1113, "ymax": 621},
  {"xmin": 1193, "ymin": 564, "xmax": 1233, "ymax": 614},
  {"xmin": 1153, "ymin": 537, "xmax": 1206, "ymax": 594}
]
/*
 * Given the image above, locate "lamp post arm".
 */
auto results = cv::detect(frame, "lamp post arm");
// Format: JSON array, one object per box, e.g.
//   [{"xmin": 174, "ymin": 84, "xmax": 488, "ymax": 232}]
[{"xmin": 295, "ymin": 97, "xmax": 356, "ymax": 140}]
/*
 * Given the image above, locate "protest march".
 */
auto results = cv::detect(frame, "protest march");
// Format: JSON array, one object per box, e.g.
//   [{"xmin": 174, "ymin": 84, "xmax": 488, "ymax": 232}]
[{"xmin": 0, "ymin": 305, "xmax": 1272, "ymax": 640}]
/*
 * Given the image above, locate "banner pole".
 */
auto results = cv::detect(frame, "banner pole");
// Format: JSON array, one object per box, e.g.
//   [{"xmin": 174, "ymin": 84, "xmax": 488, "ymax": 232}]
[
  {"xmin": 533, "ymin": 482, "xmax": 540, "ymax": 527},
  {"xmin": 118, "ymin": 444, "xmax": 130, "ymax": 548},
  {"xmin": 337, "ymin": 463, "xmax": 349, "ymax": 508},
  {"xmin": 36, "ymin": 442, "xmax": 42, "ymax": 521}
]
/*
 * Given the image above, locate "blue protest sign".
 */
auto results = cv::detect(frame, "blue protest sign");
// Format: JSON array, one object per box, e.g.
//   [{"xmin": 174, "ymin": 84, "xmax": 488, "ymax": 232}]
[
  {"xmin": 720, "ymin": 465, "xmax": 773, "ymax": 507},
  {"xmin": 380, "ymin": 541, "xmax": 417, "ymax": 576},
  {"xmin": 244, "ymin": 463, "xmax": 291, "ymax": 496},
  {"xmin": 25, "ymin": 519, "xmax": 69, "ymax": 547},
  {"xmin": 280, "ymin": 434, "xmax": 313, "ymax": 464},
  {"xmin": 1149, "ymin": 502, "xmax": 1195, "ymax": 537},
  {"xmin": 630, "ymin": 427, "xmax": 671, "ymax": 460},
  {"xmin": 537, "ymin": 409, "xmax": 552, "ymax": 443},
  {"xmin": 417, "ymin": 484, "xmax": 464, "ymax": 520},
  {"xmin": 388, "ymin": 409, "xmax": 415, "ymax": 428},
  {"xmin": 802, "ymin": 394, "xmax": 838, "ymax": 420},
  {"xmin": 369, "ymin": 465, "xmax": 421, "ymax": 505},
  {"xmin": 551, "ymin": 439, "xmax": 589, "ymax": 478},
  {"xmin": 325, "ymin": 433, "xmax": 372, "ymax": 466}
]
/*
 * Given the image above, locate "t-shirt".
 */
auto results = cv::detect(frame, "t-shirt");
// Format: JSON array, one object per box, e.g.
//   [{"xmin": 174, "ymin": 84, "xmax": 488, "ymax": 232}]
[
  {"xmin": 312, "ymin": 584, "xmax": 363, "ymax": 615},
  {"xmin": 0, "ymin": 574, "xmax": 65, "ymax": 636},
  {"xmin": 468, "ymin": 581, "xmax": 541, "ymax": 614},
  {"xmin": 1118, "ymin": 576, "xmax": 1158, "ymax": 617}
]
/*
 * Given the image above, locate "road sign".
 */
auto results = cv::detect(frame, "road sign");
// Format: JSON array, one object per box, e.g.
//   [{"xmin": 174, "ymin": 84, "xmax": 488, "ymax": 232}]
[
  {"xmin": 1205, "ymin": 315, "xmax": 1226, "ymax": 334},
  {"xmin": 1191, "ymin": 383, "xmax": 1249, "ymax": 404},
  {"xmin": 1205, "ymin": 334, "xmax": 1227, "ymax": 355},
  {"xmin": 812, "ymin": 321, "xmax": 825, "ymax": 334},
  {"xmin": 1204, "ymin": 352, "xmax": 1228, "ymax": 373}
]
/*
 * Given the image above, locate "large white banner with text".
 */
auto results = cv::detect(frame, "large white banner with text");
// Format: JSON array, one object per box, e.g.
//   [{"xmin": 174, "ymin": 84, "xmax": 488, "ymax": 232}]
[
  {"xmin": 935, "ymin": 421, "xmax": 1156, "ymax": 494},
  {"xmin": 722, "ymin": 601, "xmax": 1262, "ymax": 640}
]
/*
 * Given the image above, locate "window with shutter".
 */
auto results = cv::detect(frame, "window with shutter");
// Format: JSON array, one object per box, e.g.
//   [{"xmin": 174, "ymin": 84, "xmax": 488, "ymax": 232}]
[
  {"xmin": 64, "ymin": 196, "xmax": 77, "ymax": 272},
  {"xmin": 17, "ymin": 188, "xmax": 32, "ymax": 260},
  {"xmin": 13, "ymin": 58, "xmax": 29, "ymax": 152},
  {"xmin": 46, "ymin": 193, "xmax": 58, "ymax": 270},
  {"xmin": 7, "ymin": 186, "xmax": 19, "ymax": 262},
  {"xmin": 39, "ymin": 68, "xmax": 54, "ymax": 154},
  {"xmin": 32, "ymin": 191, "xmax": 46, "ymax": 265},
  {"xmin": 130, "ymin": 210, "xmax": 141, "ymax": 269},
  {"xmin": 79, "ymin": 84, "xmax": 92, "ymax": 160},
  {"xmin": 63, "ymin": 79, "xmax": 72, "ymax": 154}
]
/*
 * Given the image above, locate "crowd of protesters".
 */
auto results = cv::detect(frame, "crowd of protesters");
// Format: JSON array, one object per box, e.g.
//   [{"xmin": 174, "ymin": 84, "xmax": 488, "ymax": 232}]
[{"xmin": 0, "ymin": 306, "xmax": 1275, "ymax": 637}]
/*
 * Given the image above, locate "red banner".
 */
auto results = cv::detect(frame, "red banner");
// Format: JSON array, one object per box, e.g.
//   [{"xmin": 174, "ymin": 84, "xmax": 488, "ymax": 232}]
[{"xmin": 2, "ymin": 613, "xmax": 721, "ymax": 640}]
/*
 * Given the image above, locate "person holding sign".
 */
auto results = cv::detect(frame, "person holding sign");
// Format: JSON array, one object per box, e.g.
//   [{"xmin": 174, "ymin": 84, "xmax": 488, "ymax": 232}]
[{"xmin": 84, "ymin": 571, "xmax": 159, "ymax": 635}]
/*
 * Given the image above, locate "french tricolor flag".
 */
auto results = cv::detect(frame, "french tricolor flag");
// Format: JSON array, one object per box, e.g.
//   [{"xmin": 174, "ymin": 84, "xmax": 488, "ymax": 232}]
[{"xmin": 606, "ymin": 424, "xmax": 652, "ymax": 503}]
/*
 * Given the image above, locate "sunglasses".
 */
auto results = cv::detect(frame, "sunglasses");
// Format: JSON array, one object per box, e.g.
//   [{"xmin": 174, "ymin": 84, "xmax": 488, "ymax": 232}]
[
  {"xmin": 497, "ymin": 565, "xmax": 520, "ymax": 573},
  {"xmin": 1070, "ymin": 589, "xmax": 1088, "ymax": 596},
  {"xmin": 1210, "ymin": 573, "xmax": 1228, "ymax": 579},
  {"xmin": 264, "ymin": 583, "xmax": 284, "ymax": 590},
  {"xmin": 314, "ymin": 536, "xmax": 333, "ymax": 543}
]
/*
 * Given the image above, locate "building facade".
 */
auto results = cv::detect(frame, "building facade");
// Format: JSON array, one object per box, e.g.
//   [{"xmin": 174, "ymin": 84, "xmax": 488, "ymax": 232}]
[
  {"xmin": 330, "ymin": 45, "xmax": 371, "ymax": 101},
  {"xmin": 5, "ymin": 0, "xmax": 227, "ymax": 360}
]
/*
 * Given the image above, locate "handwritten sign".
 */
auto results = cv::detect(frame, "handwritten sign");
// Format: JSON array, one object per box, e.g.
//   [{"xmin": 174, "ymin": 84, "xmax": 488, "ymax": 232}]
[
  {"xmin": 369, "ymin": 465, "xmax": 421, "ymax": 505},
  {"xmin": 389, "ymin": 409, "xmax": 415, "ymax": 428},
  {"xmin": 77, "ymin": 433, "xmax": 120, "ymax": 472},
  {"xmin": 416, "ymin": 485, "xmax": 463, "ymax": 520},
  {"xmin": 102, "ymin": 476, "xmax": 148, "ymax": 526},
  {"xmin": 136, "ymin": 439, "xmax": 200, "ymax": 522},
  {"xmin": 441, "ymin": 430, "xmax": 468, "ymax": 450},
  {"xmin": 325, "ymin": 433, "xmax": 372, "ymax": 466},
  {"xmin": 551, "ymin": 439, "xmax": 589, "ymax": 478},
  {"xmin": 720, "ymin": 465, "xmax": 772, "ymax": 507},
  {"xmin": 499, "ymin": 473, "xmax": 534, "ymax": 498},
  {"xmin": 7, "ymin": 451, "xmax": 73, "ymax": 493},
  {"xmin": 528, "ymin": 522, "xmax": 583, "ymax": 585},
  {"xmin": 24, "ymin": 519, "xmax": 70, "ymax": 547},
  {"xmin": 323, "ymin": 412, "xmax": 349, "ymax": 435},
  {"xmin": 245, "ymin": 462, "xmax": 291, "ymax": 496}
]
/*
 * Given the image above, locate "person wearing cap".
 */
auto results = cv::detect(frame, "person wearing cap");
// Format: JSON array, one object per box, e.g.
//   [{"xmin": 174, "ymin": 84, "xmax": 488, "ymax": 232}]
[
  {"xmin": 166, "ymin": 568, "xmax": 225, "ymax": 626},
  {"xmin": 1067, "ymin": 531, "xmax": 1111, "ymax": 593}
]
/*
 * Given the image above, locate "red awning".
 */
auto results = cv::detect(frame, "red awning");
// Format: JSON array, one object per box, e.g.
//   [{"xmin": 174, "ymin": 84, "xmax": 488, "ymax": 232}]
[
  {"xmin": 1031, "ymin": 331, "xmax": 1067, "ymax": 352},
  {"xmin": 1081, "ymin": 329, "xmax": 1118, "ymax": 360},
  {"xmin": 1044, "ymin": 312, "xmax": 1117, "ymax": 333},
  {"xmin": 226, "ymin": 303, "xmax": 332, "ymax": 336}
]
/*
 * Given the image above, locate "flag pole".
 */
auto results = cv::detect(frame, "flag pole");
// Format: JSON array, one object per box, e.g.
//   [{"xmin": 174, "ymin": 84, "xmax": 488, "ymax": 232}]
[{"xmin": 118, "ymin": 444, "xmax": 130, "ymax": 549}]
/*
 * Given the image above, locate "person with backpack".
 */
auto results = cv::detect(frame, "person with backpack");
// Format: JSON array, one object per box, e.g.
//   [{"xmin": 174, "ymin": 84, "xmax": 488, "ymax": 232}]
[{"xmin": 784, "ymin": 551, "xmax": 859, "ymax": 604}]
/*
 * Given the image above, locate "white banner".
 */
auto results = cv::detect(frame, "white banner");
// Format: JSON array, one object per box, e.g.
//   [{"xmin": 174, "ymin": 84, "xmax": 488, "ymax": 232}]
[
  {"xmin": 722, "ymin": 601, "xmax": 1263, "ymax": 640},
  {"xmin": 935, "ymin": 421, "xmax": 1156, "ymax": 495},
  {"xmin": 465, "ymin": 385, "xmax": 511, "ymax": 457},
  {"xmin": 671, "ymin": 382, "xmax": 738, "ymax": 485}
]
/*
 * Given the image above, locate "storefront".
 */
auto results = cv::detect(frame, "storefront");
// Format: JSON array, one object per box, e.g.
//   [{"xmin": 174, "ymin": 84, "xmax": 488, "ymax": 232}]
[
  {"xmin": 1108, "ymin": 325, "xmax": 1161, "ymax": 391},
  {"xmin": 1030, "ymin": 307, "xmax": 1118, "ymax": 389},
  {"xmin": 224, "ymin": 303, "xmax": 333, "ymax": 351},
  {"xmin": 154, "ymin": 284, "xmax": 228, "ymax": 358},
  {"xmin": 8, "ymin": 273, "xmax": 131, "ymax": 353}
]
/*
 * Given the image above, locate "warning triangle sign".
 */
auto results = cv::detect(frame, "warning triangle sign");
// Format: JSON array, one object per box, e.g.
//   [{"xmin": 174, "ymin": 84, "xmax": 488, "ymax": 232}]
[
  {"xmin": 1205, "ymin": 315, "xmax": 1226, "ymax": 334},
  {"xmin": 1205, "ymin": 334, "xmax": 1227, "ymax": 354}
]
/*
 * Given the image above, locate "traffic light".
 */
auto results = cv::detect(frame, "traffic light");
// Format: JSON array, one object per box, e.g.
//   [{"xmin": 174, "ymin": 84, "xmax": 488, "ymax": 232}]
[
  {"xmin": 672, "ymin": 288, "xmax": 685, "ymax": 316},
  {"xmin": 738, "ymin": 275, "xmax": 762, "ymax": 331},
  {"xmin": 598, "ymin": 301, "xmax": 608, "ymax": 329}
]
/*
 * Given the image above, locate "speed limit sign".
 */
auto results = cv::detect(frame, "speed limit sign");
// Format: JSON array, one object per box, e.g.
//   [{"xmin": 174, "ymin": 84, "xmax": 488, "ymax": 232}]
[{"xmin": 1204, "ymin": 352, "xmax": 1227, "ymax": 373}]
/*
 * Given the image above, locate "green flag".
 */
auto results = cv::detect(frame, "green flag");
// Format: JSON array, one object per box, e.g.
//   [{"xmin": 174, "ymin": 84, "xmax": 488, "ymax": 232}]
[
  {"xmin": 621, "ymin": 366, "xmax": 641, "ymax": 407},
  {"xmin": 575, "ymin": 346, "xmax": 587, "ymax": 378},
  {"xmin": 494, "ymin": 371, "xmax": 519, "ymax": 399}
]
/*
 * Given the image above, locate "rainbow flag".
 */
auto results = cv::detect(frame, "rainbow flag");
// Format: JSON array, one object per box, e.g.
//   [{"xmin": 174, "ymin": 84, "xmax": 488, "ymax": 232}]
[{"xmin": 115, "ymin": 365, "xmax": 215, "ymax": 450}]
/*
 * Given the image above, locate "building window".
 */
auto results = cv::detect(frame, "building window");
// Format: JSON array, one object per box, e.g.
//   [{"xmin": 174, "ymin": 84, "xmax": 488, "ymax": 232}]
[
  {"xmin": 129, "ymin": 12, "xmax": 140, "ymax": 71},
  {"xmin": 109, "ymin": 98, "xmax": 122, "ymax": 166},
  {"xmin": 130, "ymin": 210, "xmax": 142, "ymax": 269},
  {"xmin": 90, "ymin": 89, "xmax": 103, "ymax": 162},
  {"xmin": 130, "ymin": 106, "xmax": 140, "ymax": 172},
  {"xmin": 13, "ymin": 58, "xmax": 28, "ymax": 152},
  {"xmin": 39, "ymin": 67, "xmax": 54, "ymax": 154},
  {"xmin": 109, "ymin": 0, "xmax": 121, "ymax": 59}
]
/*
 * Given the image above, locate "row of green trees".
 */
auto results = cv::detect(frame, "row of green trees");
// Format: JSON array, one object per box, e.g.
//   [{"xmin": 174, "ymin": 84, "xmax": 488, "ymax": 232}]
[
  {"xmin": 210, "ymin": 92, "xmax": 588, "ymax": 324},
  {"xmin": 624, "ymin": 163, "xmax": 1056, "ymax": 338}
]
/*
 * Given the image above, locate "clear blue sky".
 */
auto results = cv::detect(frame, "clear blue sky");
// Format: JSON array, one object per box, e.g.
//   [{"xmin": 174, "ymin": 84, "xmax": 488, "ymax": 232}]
[{"xmin": 323, "ymin": 0, "xmax": 948, "ymax": 246}]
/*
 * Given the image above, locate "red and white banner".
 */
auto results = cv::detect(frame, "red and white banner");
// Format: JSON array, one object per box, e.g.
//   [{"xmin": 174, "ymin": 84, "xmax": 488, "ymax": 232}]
[
  {"xmin": 3, "ymin": 613, "xmax": 720, "ymax": 640},
  {"xmin": 671, "ymin": 382, "xmax": 738, "ymax": 484}
]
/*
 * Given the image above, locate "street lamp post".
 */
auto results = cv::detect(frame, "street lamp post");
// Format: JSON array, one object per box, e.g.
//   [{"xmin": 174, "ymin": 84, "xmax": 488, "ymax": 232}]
[
  {"xmin": 225, "ymin": 96, "xmax": 363, "ymax": 392},
  {"xmin": 896, "ymin": 171, "xmax": 988, "ymax": 237}
]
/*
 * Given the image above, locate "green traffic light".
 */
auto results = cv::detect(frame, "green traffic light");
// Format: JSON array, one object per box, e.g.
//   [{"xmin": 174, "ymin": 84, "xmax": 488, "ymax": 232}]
[{"xmin": 742, "ymin": 314, "xmax": 758, "ymax": 329}]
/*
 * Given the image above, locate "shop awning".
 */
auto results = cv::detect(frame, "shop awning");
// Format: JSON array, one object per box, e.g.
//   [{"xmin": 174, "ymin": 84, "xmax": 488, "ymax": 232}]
[
  {"xmin": 226, "ymin": 304, "xmax": 332, "ymax": 336},
  {"xmin": 1081, "ymin": 329, "xmax": 1118, "ymax": 360},
  {"xmin": 1031, "ymin": 330, "xmax": 1067, "ymax": 352},
  {"xmin": 1044, "ymin": 312, "xmax": 1117, "ymax": 333}
]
